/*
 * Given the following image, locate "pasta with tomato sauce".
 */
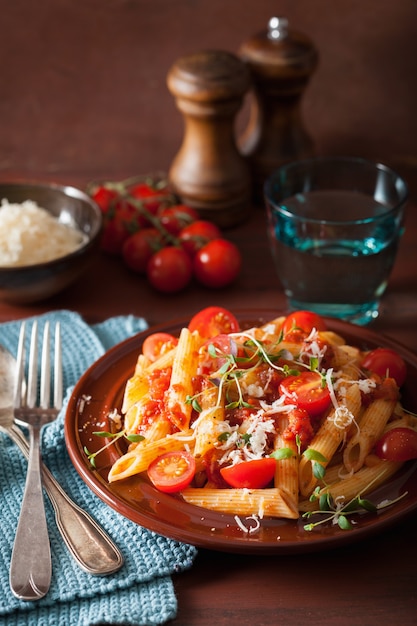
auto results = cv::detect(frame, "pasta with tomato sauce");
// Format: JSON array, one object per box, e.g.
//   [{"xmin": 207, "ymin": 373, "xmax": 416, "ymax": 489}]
[{"xmin": 100, "ymin": 307, "xmax": 415, "ymax": 528}]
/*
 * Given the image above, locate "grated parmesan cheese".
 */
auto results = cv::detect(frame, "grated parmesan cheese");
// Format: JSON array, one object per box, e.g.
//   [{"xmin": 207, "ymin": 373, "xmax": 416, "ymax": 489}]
[
  {"xmin": 357, "ymin": 378, "xmax": 377, "ymax": 394},
  {"xmin": 0, "ymin": 199, "xmax": 88, "ymax": 266}
]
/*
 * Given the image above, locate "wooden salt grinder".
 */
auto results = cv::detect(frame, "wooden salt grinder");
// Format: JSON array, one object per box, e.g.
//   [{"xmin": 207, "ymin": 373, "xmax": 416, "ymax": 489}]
[
  {"xmin": 239, "ymin": 17, "xmax": 319, "ymax": 202},
  {"xmin": 167, "ymin": 50, "xmax": 252, "ymax": 228}
]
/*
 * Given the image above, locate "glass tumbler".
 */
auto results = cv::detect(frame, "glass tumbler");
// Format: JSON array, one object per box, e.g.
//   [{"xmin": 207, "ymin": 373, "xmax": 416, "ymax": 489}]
[{"xmin": 264, "ymin": 156, "xmax": 408, "ymax": 325}]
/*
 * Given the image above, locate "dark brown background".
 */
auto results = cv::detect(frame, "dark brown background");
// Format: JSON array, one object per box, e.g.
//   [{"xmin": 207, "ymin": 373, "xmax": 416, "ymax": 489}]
[
  {"xmin": 1, "ymin": 3, "xmax": 417, "ymax": 625},
  {"xmin": 1, "ymin": 0, "xmax": 417, "ymax": 184}
]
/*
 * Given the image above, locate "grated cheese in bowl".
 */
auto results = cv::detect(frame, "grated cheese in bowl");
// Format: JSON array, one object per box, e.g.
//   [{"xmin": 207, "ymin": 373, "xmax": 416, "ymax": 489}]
[{"xmin": 0, "ymin": 199, "xmax": 88, "ymax": 267}]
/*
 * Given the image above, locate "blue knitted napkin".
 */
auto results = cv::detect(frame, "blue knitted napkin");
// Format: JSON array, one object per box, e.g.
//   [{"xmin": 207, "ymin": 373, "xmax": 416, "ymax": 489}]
[{"xmin": 0, "ymin": 311, "xmax": 197, "ymax": 626}]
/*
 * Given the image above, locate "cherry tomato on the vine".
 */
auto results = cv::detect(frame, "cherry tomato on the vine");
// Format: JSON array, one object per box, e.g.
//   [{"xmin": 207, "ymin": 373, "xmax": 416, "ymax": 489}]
[
  {"xmin": 100, "ymin": 199, "xmax": 144, "ymax": 255},
  {"xmin": 147, "ymin": 246, "xmax": 192, "ymax": 293},
  {"xmin": 88, "ymin": 176, "xmax": 245, "ymax": 294},
  {"xmin": 188, "ymin": 306, "xmax": 240, "ymax": 339},
  {"xmin": 179, "ymin": 220, "xmax": 222, "ymax": 257},
  {"xmin": 282, "ymin": 311, "xmax": 327, "ymax": 336},
  {"xmin": 90, "ymin": 185, "xmax": 119, "ymax": 213},
  {"xmin": 159, "ymin": 205, "xmax": 199, "ymax": 236},
  {"xmin": 279, "ymin": 370, "xmax": 331, "ymax": 417},
  {"xmin": 142, "ymin": 332, "xmax": 179, "ymax": 362},
  {"xmin": 193, "ymin": 239, "xmax": 241, "ymax": 288},
  {"xmin": 361, "ymin": 348, "xmax": 407, "ymax": 388},
  {"xmin": 147, "ymin": 450, "xmax": 196, "ymax": 493},
  {"xmin": 122, "ymin": 228, "xmax": 163, "ymax": 274},
  {"xmin": 129, "ymin": 182, "xmax": 170, "ymax": 199},
  {"xmin": 374, "ymin": 427, "xmax": 417, "ymax": 462},
  {"xmin": 220, "ymin": 458, "xmax": 277, "ymax": 489},
  {"xmin": 128, "ymin": 182, "xmax": 174, "ymax": 216}
]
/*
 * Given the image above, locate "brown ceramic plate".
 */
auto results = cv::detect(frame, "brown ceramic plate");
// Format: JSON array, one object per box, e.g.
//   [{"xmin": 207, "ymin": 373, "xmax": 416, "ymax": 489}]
[{"xmin": 65, "ymin": 311, "xmax": 417, "ymax": 554}]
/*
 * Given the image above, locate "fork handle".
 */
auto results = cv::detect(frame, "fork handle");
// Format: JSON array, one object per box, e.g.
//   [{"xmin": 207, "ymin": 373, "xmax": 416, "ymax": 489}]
[
  {"xmin": 9, "ymin": 424, "xmax": 124, "ymax": 575},
  {"xmin": 10, "ymin": 424, "xmax": 52, "ymax": 601}
]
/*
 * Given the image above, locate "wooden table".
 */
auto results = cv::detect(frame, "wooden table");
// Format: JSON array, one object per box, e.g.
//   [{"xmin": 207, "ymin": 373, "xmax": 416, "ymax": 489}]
[
  {"xmin": 0, "ymin": 165, "xmax": 416, "ymax": 626},
  {"xmin": 1, "ymin": 1, "xmax": 417, "ymax": 623}
]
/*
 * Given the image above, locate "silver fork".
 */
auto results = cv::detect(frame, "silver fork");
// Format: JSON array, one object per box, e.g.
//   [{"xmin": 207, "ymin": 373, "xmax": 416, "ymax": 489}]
[
  {"xmin": 0, "ymin": 335, "xmax": 123, "ymax": 585},
  {"xmin": 9, "ymin": 320, "xmax": 62, "ymax": 601}
]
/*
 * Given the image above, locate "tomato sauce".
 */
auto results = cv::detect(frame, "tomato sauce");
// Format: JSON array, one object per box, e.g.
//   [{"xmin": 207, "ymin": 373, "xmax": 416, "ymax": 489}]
[
  {"xmin": 282, "ymin": 408, "xmax": 314, "ymax": 448},
  {"xmin": 138, "ymin": 367, "xmax": 176, "ymax": 434},
  {"xmin": 361, "ymin": 376, "xmax": 399, "ymax": 406}
]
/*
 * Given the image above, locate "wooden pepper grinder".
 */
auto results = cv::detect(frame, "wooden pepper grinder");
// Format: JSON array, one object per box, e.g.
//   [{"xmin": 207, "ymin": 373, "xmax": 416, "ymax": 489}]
[
  {"xmin": 167, "ymin": 50, "xmax": 252, "ymax": 228},
  {"xmin": 239, "ymin": 17, "xmax": 319, "ymax": 202}
]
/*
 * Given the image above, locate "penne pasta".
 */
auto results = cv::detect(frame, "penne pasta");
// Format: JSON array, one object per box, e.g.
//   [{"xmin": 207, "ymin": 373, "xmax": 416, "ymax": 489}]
[
  {"xmin": 331, "ymin": 344, "xmax": 362, "ymax": 377},
  {"xmin": 182, "ymin": 487, "xmax": 299, "ymax": 519},
  {"xmin": 122, "ymin": 370, "xmax": 149, "ymax": 415},
  {"xmin": 299, "ymin": 382, "xmax": 362, "ymax": 497},
  {"xmin": 98, "ymin": 308, "xmax": 412, "ymax": 529},
  {"xmin": 273, "ymin": 433, "xmax": 299, "ymax": 507},
  {"xmin": 147, "ymin": 346, "xmax": 177, "ymax": 372},
  {"xmin": 299, "ymin": 459, "xmax": 402, "ymax": 512},
  {"xmin": 166, "ymin": 328, "xmax": 201, "ymax": 430},
  {"xmin": 193, "ymin": 384, "xmax": 225, "ymax": 458},
  {"xmin": 108, "ymin": 431, "xmax": 195, "ymax": 482},
  {"xmin": 343, "ymin": 393, "xmax": 397, "ymax": 472}
]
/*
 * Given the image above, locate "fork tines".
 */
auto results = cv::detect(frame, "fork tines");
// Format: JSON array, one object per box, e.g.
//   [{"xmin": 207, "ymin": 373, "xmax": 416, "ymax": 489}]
[{"xmin": 15, "ymin": 321, "xmax": 63, "ymax": 412}]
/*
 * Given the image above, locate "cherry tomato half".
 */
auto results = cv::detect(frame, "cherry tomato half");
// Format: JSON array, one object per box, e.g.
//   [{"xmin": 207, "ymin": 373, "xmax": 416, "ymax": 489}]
[
  {"xmin": 279, "ymin": 371, "xmax": 331, "ymax": 417},
  {"xmin": 361, "ymin": 348, "xmax": 407, "ymax": 388},
  {"xmin": 374, "ymin": 427, "xmax": 417, "ymax": 462},
  {"xmin": 282, "ymin": 311, "xmax": 327, "ymax": 336},
  {"xmin": 193, "ymin": 239, "xmax": 241, "ymax": 288},
  {"xmin": 147, "ymin": 451, "xmax": 196, "ymax": 493},
  {"xmin": 198, "ymin": 333, "xmax": 239, "ymax": 375},
  {"xmin": 147, "ymin": 246, "xmax": 193, "ymax": 293},
  {"xmin": 220, "ymin": 458, "xmax": 277, "ymax": 489},
  {"xmin": 188, "ymin": 306, "xmax": 240, "ymax": 339},
  {"xmin": 142, "ymin": 332, "xmax": 179, "ymax": 362}
]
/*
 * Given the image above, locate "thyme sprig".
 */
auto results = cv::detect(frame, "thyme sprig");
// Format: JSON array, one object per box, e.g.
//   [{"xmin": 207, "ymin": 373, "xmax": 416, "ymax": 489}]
[{"xmin": 84, "ymin": 430, "xmax": 144, "ymax": 467}]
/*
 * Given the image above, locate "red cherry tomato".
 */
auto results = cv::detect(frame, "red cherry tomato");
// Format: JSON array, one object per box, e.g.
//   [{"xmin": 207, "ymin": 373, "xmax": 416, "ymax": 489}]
[
  {"xmin": 279, "ymin": 371, "xmax": 331, "ymax": 417},
  {"xmin": 122, "ymin": 228, "xmax": 163, "ymax": 274},
  {"xmin": 90, "ymin": 185, "xmax": 119, "ymax": 213},
  {"xmin": 142, "ymin": 332, "xmax": 179, "ymax": 362},
  {"xmin": 100, "ymin": 200, "xmax": 143, "ymax": 255},
  {"xmin": 147, "ymin": 451, "xmax": 196, "ymax": 493},
  {"xmin": 282, "ymin": 311, "xmax": 327, "ymax": 336},
  {"xmin": 188, "ymin": 306, "xmax": 240, "ymax": 339},
  {"xmin": 198, "ymin": 333, "xmax": 238, "ymax": 375},
  {"xmin": 374, "ymin": 427, "xmax": 417, "ymax": 461},
  {"xmin": 361, "ymin": 348, "xmax": 407, "ymax": 387},
  {"xmin": 193, "ymin": 239, "xmax": 241, "ymax": 288},
  {"xmin": 220, "ymin": 458, "xmax": 277, "ymax": 489},
  {"xmin": 147, "ymin": 246, "xmax": 193, "ymax": 293},
  {"xmin": 159, "ymin": 205, "xmax": 199, "ymax": 236},
  {"xmin": 179, "ymin": 220, "xmax": 222, "ymax": 257},
  {"xmin": 129, "ymin": 182, "xmax": 174, "ymax": 216},
  {"xmin": 129, "ymin": 182, "xmax": 170, "ymax": 199}
]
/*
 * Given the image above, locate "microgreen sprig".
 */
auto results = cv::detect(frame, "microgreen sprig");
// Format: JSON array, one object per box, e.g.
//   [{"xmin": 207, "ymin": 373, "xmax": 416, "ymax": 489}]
[
  {"xmin": 303, "ymin": 448, "xmax": 328, "ymax": 481},
  {"xmin": 84, "ymin": 430, "xmax": 144, "ymax": 467},
  {"xmin": 302, "ymin": 472, "xmax": 408, "ymax": 531}
]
